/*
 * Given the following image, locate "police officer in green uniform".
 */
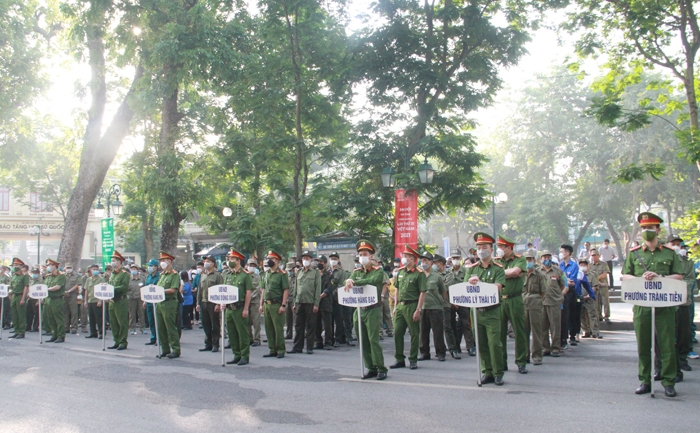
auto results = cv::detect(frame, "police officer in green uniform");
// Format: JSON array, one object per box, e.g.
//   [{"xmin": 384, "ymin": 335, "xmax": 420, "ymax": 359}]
[
  {"xmin": 450, "ymin": 249, "xmax": 475, "ymax": 356},
  {"xmin": 260, "ymin": 250, "xmax": 289, "ymax": 358},
  {"xmin": 464, "ymin": 233, "xmax": 506, "ymax": 385},
  {"xmin": 495, "ymin": 235, "xmax": 528, "ymax": 374},
  {"xmin": 391, "ymin": 244, "xmax": 428, "ymax": 370},
  {"xmin": 344, "ymin": 239, "xmax": 388, "ymax": 380},
  {"xmin": 44, "ymin": 258, "xmax": 67, "ymax": 343},
  {"xmin": 224, "ymin": 248, "xmax": 253, "ymax": 365},
  {"xmin": 8, "ymin": 258, "xmax": 29, "ymax": 339},
  {"xmin": 107, "ymin": 251, "xmax": 130, "ymax": 350},
  {"xmin": 622, "ymin": 212, "xmax": 684, "ymax": 397},
  {"xmin": 156, "ymin": 251, "xmax": 182, "ymax": 359},
  {"xmin": 246, "ymin": 258, "xmax": 262, "ymax": 347}
]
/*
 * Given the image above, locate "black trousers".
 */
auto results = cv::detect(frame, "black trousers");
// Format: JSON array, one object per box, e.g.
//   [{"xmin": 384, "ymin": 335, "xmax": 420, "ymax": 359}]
[
  {"xmin": 201, "ymin": 302, "xmax": 220, "ymax": 347},
  {"xmin": 332, "ymin": 300, "xmax": 346, "ymax": 344},
  {"xmin": 606, "ymin": 260, "xmax": 614, "ymax": 287},
  {"xmin": 561, "ymin": 291, "xmax": 576, "ymax": 345},
  {"xmin": 182, "ymin": 305, "xmax": 193, "ymax": 329},
  {"xmin": 292, "ymin": 303, "xmax": 317, "ymax": 351},
  {"xmin": 342, "ymin": 305, "xmax": 354, "ymax": 341},
  {"xmin": 88, "ymin": 303, "xmax": 103, "ymax": 336},
  {"xmin": 420, "ymin": 309, "xmax": 447, "ymax": 357},
  {"xmin": 569, "ymin": 299, "xmax": 582, "ymax": 338},
  {"xmin": 26, "ymin": 299, "xmax": 39, "ymax": 331},
  {"xmin": 315, "ymin": 310, "xmax": 333, "ymax": 346},
  {"xmin": 2, "ymin": 297, "xmax": 11, "ymax": 327}
]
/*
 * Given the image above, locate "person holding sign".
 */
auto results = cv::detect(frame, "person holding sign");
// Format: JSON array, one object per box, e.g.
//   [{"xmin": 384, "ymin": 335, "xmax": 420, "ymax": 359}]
[
  {"xmin": 223, "ymin": 248, "xmax": 254, "ymax": 365},
  {"xmin": 8, "ymin": 258, "xmax": 29, "ymax": 339},
  {"xmin": 260, "ymin": 250, "xmax": 289, "ymax": 359},
  {"xmin": 344, "ymin": 239, "xmax": 387, "ymax": 380},
  {"xmin": 391, "ymin": 244, "xmax": 428, "ymax": 370},
  {"xmin": 495, "ymin": 235, "xmax": 528, "ymax": 375},
  {"xmin": 107, "ymin": 251, "xmax": 130, "ymax": 350},
  {"xmin": 156, "ymin": 251, "xmax": 182, "ymax": 359},
  {"xmin": 44, "ymin": 258, "xmax": 67, "ymax": 343},
  {"xmin": 464, "ymin": 233, "xmax": 506, "ymax": 386},
  {"xmin": 290, "ymin": 250, "xmax": 321, "ymax": 354},
  {"xmin": 621, "ymin": 212, "xmax": 683, "ymax": 397}
]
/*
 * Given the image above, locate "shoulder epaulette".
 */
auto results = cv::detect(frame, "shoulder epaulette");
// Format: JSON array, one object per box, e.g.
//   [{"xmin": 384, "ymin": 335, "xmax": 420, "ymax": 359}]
[
  {"xmin": 279, "ymin": 269, "xmax": 287, "ymax": 274},
  {"xmin": 243, "ymin": 269, "xmax": 250, "ymax": 274},
  {"xmin": 630, "ymin": 246, "xmax": 642, "ymax": 252},
  {"xmin": 467, "ymin": 262, "xmax": 480, "ymax": 268},
  {"xmin": 514, "ymin": 253, "xmax": 522, "ymax": 258},
  {"xmin": 398, "ymin": 266, "xmax": 407, "ymax": 271},
  {"xmin": 416, "ymin": 267, "xmax": 425, "ymax": 273},
  {"xmin": 492, "ymin": 262, "xmax": 504, "ymax": 268},
  {"xmin": 372, "ymin": 265, "xmax": 381, "ymax": 270}
]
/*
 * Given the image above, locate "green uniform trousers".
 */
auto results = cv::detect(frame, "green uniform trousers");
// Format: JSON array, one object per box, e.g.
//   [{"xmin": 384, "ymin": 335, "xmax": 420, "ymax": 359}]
[
  {"xmin": 226, "ymin": 306, "xmax": 250, "ymax": 359},
  {"xmin": 354, "ymin": 306, "xmax": 387, "ymax": 373},
  {"xmin": 581, "ymin": 298, "xmax": 599, "ymax": 335},
  {"xmin": 473, "ymin": 306, "xmax": 504, "ymax": 377},
  {"xmin": 45, "ymin": 297, "xmax": 65, "ymax": 338},
  {"xmin": 542, "ymin": 305, "xmax": 562, "ymax": 354},
  {"xmin": 64, "ymin": 294, "xmax": 79, "ymax": 332},
  {"xmin": 597, "ymin": 285, "xmax": 610, "ymax": 319},
  {"xmin": 633, "ymin": 305, "xmax": 676, "ymax": 387},
  {"xmin": 524, "ymin": 302, "xmax": 543, "ymax": 362},
  {"xmin": 264, "ymin": 303, "xmax": 286, "ymax": 355},
  {"xmin": 393, "ymin": 302, "xmax": 420, "ymax": 363},
  {"xmin": 443, "ymin": 307, "xmax": 457, "ymax": 351},
  {"xmin": 108, "ymin": 298, "xmax": 129, "ymax": 347},
  {"xmin": 500, "ymin": 296, "xmax": 528, "ymax": 367},
  {"xmin": 248, "ymin": 296, "xmax": 262, "ymax": 343},
  {"xmin": 156, "ymin": 299, "xmax": 181, "ymax": 355},
  {"xmin": 11, "ymin": 295, "xmax": 26, "ymax": 336}
]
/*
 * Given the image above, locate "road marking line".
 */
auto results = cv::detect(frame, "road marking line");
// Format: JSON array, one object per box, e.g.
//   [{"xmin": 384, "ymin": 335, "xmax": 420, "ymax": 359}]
[
  {"xmin": 338, "ymin": 377, "xmax": 506, "ymax": 392},
  {"xmin": 68, "ymin": 347, "xmax": 143, "ymax": 359}
]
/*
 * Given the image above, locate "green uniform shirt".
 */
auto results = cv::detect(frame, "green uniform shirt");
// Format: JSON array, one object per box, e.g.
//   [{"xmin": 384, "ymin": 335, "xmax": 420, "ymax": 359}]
[
  {"xmin": 0, "ymin": 274, "xmax": 9, "ymax": 285},
  {"xmin": 157, "ymin": 270, "xmax": 181, "ymax": 300},
  {"xmin": 224, "ymin": 268, "xmax": 253, "ymax": 303},
  {"xmin": 523, "ymin": 269, "xmax": 546, "ymax": 308},
  {"xmin": 85, "ymin": 275, "xmax": 106, "ymax": 303},
  {"xmin": 128, "ymin": 275, "xmax": 144, "ymax": 299},
  {"xmin": 622, "ymin": 244, "xmax": 684, "ymax": 279},
  {"xmin": 264, "ymin": 269, "xmax": 289, "ymax": 301},
  {"xmin": 423, "ymin": 271, "xmax": 446, "ymax": 310},
  {"xmin": 348, "ymin": 266, "xmax": 386, "ymax": 300},
  {"xmin": 396, "ymin": 266, "xmax": 428, "ymax": 302},
  {"xmin": 540, "ymin": 266, "xmax": 565, "ymax": 306},
  {"xmin": 589, "ymin": 261, "xmax": 609, "ymax": 288},
  {"xmin": 250, "ymin": 273, "xmax": 262, "ymax": 299},
  {"xmin": 198, "ymin": 270, "xmax": 224, "ymax": 304},
  {"xmin": 440, "ymin": 269, "xmax": 456, "ymax": 308},
  {"xmin": 496, "ymin": 254, "xmax": 526, "ymax": 297},
  {"xmin": 45, "ymin": 273, "xmax": 67, "ymax": 298},
  {"xmin": 679, "ymin": 255, "xmax": 695, "ymax": 306},
  {"xmin": 65, "ymin": 273, "xmax": 81, "ymax": 295},
  {"xmin": 109, "ymin": 268, "xmax": 131, "ymax": 298},
  {"xmin": 463, "ymin": 261, "xmax": 506, "ymax": 288},
  {"xmin": 450, "ymin": 266, "xmax": 467, "ymax": 287},
  {"xmin": 295, "ymin": 268, "xmax": 321, "ymax": 306},
  {"xmin": 10, "ymin": 273, "xmax": 29, "ymax": 295}
]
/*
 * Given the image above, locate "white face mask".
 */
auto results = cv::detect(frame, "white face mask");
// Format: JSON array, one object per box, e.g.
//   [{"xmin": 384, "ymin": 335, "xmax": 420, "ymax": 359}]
[
  {"xmin": 263, "ymin": 266, "xmax": 270, "ymax": 272},
  {"xmin": 66, "ymin": 268, "xmax": 73, "ymax": 273},
  {"xmin": 247, "ymin": 266, "xmax": 256, "ymax": 273},
  {"xmin": 477, "ymin": 249, "xmax": 491, "ymax": 260},
  {"xmin": 401, "ymin": 257, "xmax": 408, "ymax": 266},
  {"xmin": 46, "ymin": 265, "xmax": 54, "ymax": 273},
  {"xmin": 204, "ymin": 261, "xmax": 212, "ymax": 269},
  {"xmin": 160, "ymin": 261, "xmax": 169, "ymax": 270},
  {"xmin": 302, "ymin": 259, "xmax": 311, "ymax": 268},
  {"xmin": 359, "ymin": 256, "xmax": 371, "ymax": 266},
  {"xmin": 392, "ymin": 271, "xmax": 398, "ymax": 278},
  {"xmin": 496, "ymin": 248, "xmax": 505, "ymax": 258},
  {"xmin": 451, "ymin": 258, "xmax": 461, "ymax": 266},
  {"xmin": 672, "ymin": 245, "xmax": 681, "ymax": 252},
  {"xmin": 329, "ymin": 260, "xmax": 338, "ymax": 267},
  {"xmin": 111, "ymin": 261, "xmax": 119, "ymax": 269},
  {"xmin": 559, "ymin": 253, "xmax": 565, "ymax": 261},
  {"xmin": 680, "ymin": 249, "xmax": 688, "ymax": 257},
  {"xmin": 580, "ymin": 266, "xmax": 588, "ymax": 272}
]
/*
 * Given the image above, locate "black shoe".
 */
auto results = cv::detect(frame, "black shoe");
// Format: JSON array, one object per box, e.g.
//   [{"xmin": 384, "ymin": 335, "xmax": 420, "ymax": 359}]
[
  {"xmin": 347, "ymin": 340, "xmax": 356, "ymax": 346},
  {"xmin": 390, "ymin": 361, "xmax": 406, "ymax": 369},
  {"xmin": 13, "ymin": 334, "xmax": 25, "ymax": 339},
  {"xmin": 582, "ymin": 333, "xmax": 591, "ymax": 338},
  {"xmin": 596, "ymin": 334, "xmax": 603, "ymax": 339},
  {"xmin": 362, "ymin": 371, "xmax": 378, "ymax": 380},
  {"xmin": 306, "ymin": 349, "xmax": 314, "ymax": 354},
  {"xmin": 288, "ymin": 349, "xmax": 303, "ymax": 354},
  {"xmin": 224, "ymin": 344, "xmax": 231, "ymax": 349},
  {"xmin": 54, "ymin": 337, "xmax": 65, "ymax": 343},
  {"xmin": 85, "ymin": 335, "xmax": 97, "ymax": 339},
  {"xmin": 237, "ymin": 358, "xmax": 249, "ymax": 366},
  {"xmin": 543, "ymin": 351, "xmax": 551, "ymax": 356},
  {"xmin": 480, "ymin": 375, "xmax": 494, "ymax": 384},
  {"xmin": 664, "ymin": 386, "xmax": 677, "ymax": 397},
  {"xmin": 199, "ymin": 346, "xmax": 213, "ymax": 352},
  {"xmin": 212, "ymin": 346, "xmax": 219, "ymax": 353},
  {"xmin": 227, "ymin": 357, "xmax": 242, "ymax": 365},
  {"xmin": 635, "ymin": 383, "xmax": 651, "ymax": 394},
  {"xmin": 285, "ymin": 336, "xmax": 293, "ymax": 340},
  {"xmin": 277, "ymin": 353, "xmax": 285, "ymax": 358},
  {"xmin": 117, "ymin": 345, "xmax": 127, "ymax": 350},
  {"xmin": 494, "ymin": 376, "xmax": 504, "ymax": 386},
  {"xmin": 252, "ymin": 341, "xmax": 261, "ymax": 347},
  {"xmin": 417, "ymin": 354, "xmax": 431, "ymax": 361},
  {"xmin": 653, "ymin": 372, "xmax": 661, "ymax": 381},
  {"xmin": 604, "ymin": 318, "xmax": 611, "ymax": 324},
  {"xmin": 145, "ymin": 341, "xmax": 156, "ymax": 345},
  {"xmin": 263, "ymin": 352, "xmax": 277, "ymax": 358},
  {"xmin": 7, "ymin": 334, "xmax": 17, "ymax": 339},
  {"xmin": 166, "ymin": 352, "xmax": 180, "ymax": 359},
  {"xmin": 43, "ymin": 331, "xmax": 52, "ymax": 336},
  {"xmin": 451, "ymin": 350, "xmax": 461, "ymax": 360},
  {"xmin": 107, "ymin": 344, "xmax": 119, "ymax": 349},
  {"xmin": 386, "ymin": 332, "xmax": 393, "ymax": 337},
  {"xmin": 551, "ymin": 352, "xmax": 560, "ymax": 357},
  {"xmin": 437, "ymin": 355, "xmax": 446, "ymax": 362},
  {"xmin": 526, "ymin": 359, "xmax": 530, "ymax": 364},
  {"xmin": 676, "ymin": 372, "xmax": 684, "ymax": 383},
  {"xmin": 518, "ymin": 365, "xmax": 528, "ymax": 374},
  {"xmin": 47, "ymin": 337, "xmax": 57, "ymax": 343},
  {"xmin": 569, "ymin": 340, "xmax": 578, "ymax": 346},
  {"xmin": 503, "ymin": 365, "xmax": 508, "ymax": 371},
  {"xmin": 680, "ymin": 363, "xmax": 692, "ymax": 372},
  {"xmin": 409, "ymin": 362, "xmax": 417, "ymax": 370},
  {"xmin": 324, "ymin": 344, "xmax": 332, "ymax": 350},
  {"xmin": 468, "ymin": 347, "xmax": 476, "ymax": 356},
  {"xmin": 70, "ymin": 330, "xmax": 77, "ymax": 335},
  {"xmin": 377, "ymin": 372, "xmax": 387, "ymax": 380},
  {"xmin": 158, "ymin": 353, "xmax": 169, "ymax": 358},
  {"xmin": 313, "ymin": 344, "xmax": 324, "ymax": 350},
  {"xmin": 333, "ymin": 342, "xmax": 340, "ymax": 348}
]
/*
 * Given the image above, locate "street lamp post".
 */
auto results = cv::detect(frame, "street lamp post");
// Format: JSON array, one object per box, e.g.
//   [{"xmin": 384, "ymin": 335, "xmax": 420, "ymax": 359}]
[
  {"xmin": 491, "ymin": 192, "xmax": 508, "ymax": 240},
  {"xmin": 28, "ymin": 225, "xmax": 50, "ymax": 265},
  {"xmin": 94, "ymin": 184, "xmax": 123, "ymax": 218}
]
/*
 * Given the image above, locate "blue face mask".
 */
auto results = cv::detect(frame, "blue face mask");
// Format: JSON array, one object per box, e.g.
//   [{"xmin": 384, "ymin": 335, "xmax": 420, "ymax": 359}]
[
  {"xmin": 542, "ymin": 259, "xmax": 552, "ymax": 267},
  {"xmin": 254, "ymin": 268, "xmax": 260, "ymax": 275},
  {"xmin": 147, "ymin": 266, "xmax": 155, "ymax": 274},
  {"xmin": 31, "ymin": 274, "xmax": 39, "ymax": 279},
  {"xmin": 431, "ymin": 264, "xmax": 439, "ymax": 272},
  {"xmin": 131, "ymin": 270, "xmax": 138, "ymax": 276},
  {"xmin": 92, "ymin": 270, "xmax": 100, "ymax": 276},
  {"xmin": 526, "ymin": 262, "xmax": 534, "ymax": 270}
]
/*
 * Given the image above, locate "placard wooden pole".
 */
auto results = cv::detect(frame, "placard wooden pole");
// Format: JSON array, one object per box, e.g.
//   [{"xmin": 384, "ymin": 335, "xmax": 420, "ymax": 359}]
[
  {"xmin": 221, "ymin": 307, "xmax": 226, "ymax": 367},
  {"xmin": 102, "ymin": 302, "xmax": 106, "ymax": 351},
  {"xmin": 650, "ymin": 307, "xmax": 656, "ymax": 398},
  {"xmin": 39, "ymin": 301, "xmax": 43, "ymax": 345},
  {"xmin": 357, "ymin": 306, "xmax": 364, "ymax": 377},
  {"xmin": 473, "ymin": 309, "xmax": 482, "ymax": 387},
  {"xmin": 154, "ymin": 303, "xmax": 161, "ymax": 358}
]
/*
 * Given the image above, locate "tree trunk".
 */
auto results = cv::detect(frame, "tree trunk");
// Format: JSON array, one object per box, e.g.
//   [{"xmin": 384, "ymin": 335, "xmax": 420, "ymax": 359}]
[
  {"xmin": 143, "ymin": 211, "xmax": 155, "ymax": 260},
  {"xmin": 56, "ymin": 21, "xmax": 143, "ymax": 266},
  {"xmin": 572, "ymin": 218, "xmax": 593, "ymax": 254},
  {"xmin": 606, "ymin": 219, "xmax": 624, "ymax": 261}
]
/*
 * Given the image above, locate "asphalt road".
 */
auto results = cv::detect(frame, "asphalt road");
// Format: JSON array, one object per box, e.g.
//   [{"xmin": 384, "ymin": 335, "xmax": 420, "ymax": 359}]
[{"xmin": 1, "ymin": 324, "xmax": 698, "ymax": 433}]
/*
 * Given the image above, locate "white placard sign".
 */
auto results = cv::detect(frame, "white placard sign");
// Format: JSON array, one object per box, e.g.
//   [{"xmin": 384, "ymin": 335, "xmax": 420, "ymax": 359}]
[
  {"xmin": 94, "ymin": 284, "xmax": 115, "ymax": 301},
  {"xmin": 28, "ymin": 284, "xmax": 49, "ymax": 300},
  {"xmin": 621, "ymin": 277, "xmax": 687, "ymax": 307},
  {"xmin": 0, "ymin": 284, "xmax": 8, "ymax": 298},
  {"xmin": 208, "ymin": 284, "xmax": 239, "ymax": 304},
  {"xmin": 339, "ymin": 285, "xmax": 378, "ymax": 308},
  {"xmin": 140, "ymin": 285, "xmax": 166, "ymax": 303},
  {"xmin": 449, "ymin": 282, "xmax": 500, "ymax": 308}
]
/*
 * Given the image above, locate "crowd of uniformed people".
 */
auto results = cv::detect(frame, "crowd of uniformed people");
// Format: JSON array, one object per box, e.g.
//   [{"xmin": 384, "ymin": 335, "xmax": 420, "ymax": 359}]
[{"xmin": 0, "ymin": 212, "xmax": 696, "ymax": 396}]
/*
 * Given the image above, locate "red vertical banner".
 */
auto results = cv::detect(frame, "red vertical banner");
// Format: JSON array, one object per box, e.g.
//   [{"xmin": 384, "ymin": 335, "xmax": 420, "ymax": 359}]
[{"xmin": 394, "ymin": 189, "xmax": 418, "ymax": 259}]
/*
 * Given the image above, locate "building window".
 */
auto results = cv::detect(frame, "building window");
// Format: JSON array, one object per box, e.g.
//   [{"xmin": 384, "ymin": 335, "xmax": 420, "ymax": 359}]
[
  {"xmin": 0, "ymin": 187, "xmax": 9, "ymax": 211},
  {"xmin": 30, "ymin": 192, "xmax": 52, "ymax": 212}
]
